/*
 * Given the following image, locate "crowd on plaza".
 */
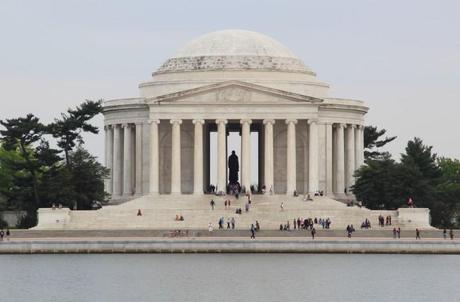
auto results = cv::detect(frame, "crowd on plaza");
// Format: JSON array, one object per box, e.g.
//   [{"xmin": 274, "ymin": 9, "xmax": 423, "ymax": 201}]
[{"xmin": 280, "ymin": 217, "xmax": 331, "ymax": 231}]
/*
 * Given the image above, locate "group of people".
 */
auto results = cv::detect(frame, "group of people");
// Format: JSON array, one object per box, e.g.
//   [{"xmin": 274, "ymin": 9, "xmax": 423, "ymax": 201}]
[
  {"xmin": 0, "ymin": 228, "xmax": 11, "ymax": 241},
  {"xmin": 443, "ymin": 228, "xmax": 455, "ymax": 240},
  {"xmin": 250, "ymin": 221, "xmax": 261, "ymax": 239},
  {"xmin": 280, "ymin": 217, "xmax": 331, "ymax": 231},
  {"xmin": 361, "ymin": 218, "xmax": 371, "ymax": 229},
  {"xmin": 217, "ymin": 217, "xmax": 236, "ymax": 230},
  {"xmin": 378, "ymin": 215, "xmax": 392, "ymax": 227},
  {"xmin": 346, "ymin": 224, "xmax": 356, "ymax": 238},
  {"xmin": 260, "ymin": 185, "xmax": 274, "ymax": 195},
  {"xmin": 210, "ymin": 195, "xmax": 253, "ymax": 215}
]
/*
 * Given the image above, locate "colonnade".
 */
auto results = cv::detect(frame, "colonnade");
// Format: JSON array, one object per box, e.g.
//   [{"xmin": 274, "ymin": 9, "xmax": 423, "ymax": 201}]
[
  {"xmin": 105, "ymin": 119, "xmax": 364, "ymax": 198},
  {"xmin": 104, "ymin": 123, "xmax": 144, "ymax": 198},
  {"xmin": 147, "ymin": 118, "xmax": 364, "ymax": 196}
]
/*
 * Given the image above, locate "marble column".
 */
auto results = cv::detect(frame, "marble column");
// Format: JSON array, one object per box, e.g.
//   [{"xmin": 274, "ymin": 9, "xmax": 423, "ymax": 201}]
[
  {"xmin": 104, "ymin": 125, "xmax": 114, "ymax": 195},
  {"xmin": 241, "ymin": 119, "xmax": 252, "ymax": 191},
  {"xmin": 308, "ymin": 120, "xmax": 319, "ymax": 194},
  {"xmin": 170, "ymin": 119, "xmax": 182, "ymax": 194},
  {"xmin": 134, "ymin": 123, "xmax": 143, "ymax": 195},
  {"xmin": 122, "ymin": 123, "xmax": 133, "ymax": 196},
  {"xmin": 335, "ymin": 124, "xmax": 345, "ymax": 196},
  {"xmin": 355, "ymin": 125, "xmax": 364, "ymax": 169},
  {"xmin": 112, "ymin": 124, "xmax": 122, "ymax": 197},
  {"xmin": 149, "ymin": 120, "xmax": 160, "ymax": 194},
  {"xmin": 346, "ymin": 124, "xmax": 356, "ymax": 192},
  {"xmin": 286, "ymin": 119, "xmax": 297, "ymax": 195},
  {"xmin": 325, "ymin": 123, "xmax": 334, "ymax": 196},
  {"xmin": 263, "ymin": 119, "xmax": 275, "ymax": 194},
  {"xmin": 193, "ymin": 119, "xmax": 204, "ymax": 194},
  {"xmin": 216, "ymin": 119, "xmax": 228, "ymax": 193}
]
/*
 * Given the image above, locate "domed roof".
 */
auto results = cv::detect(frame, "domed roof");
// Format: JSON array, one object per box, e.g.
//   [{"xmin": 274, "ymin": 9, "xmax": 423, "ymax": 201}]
[
  {"xmin": 155, "ymin": 30, "xmax": 312, "ymax": 74},
  {"xmin": 173, "ymin": 30, "xmax": 298, "ymax": 58}
]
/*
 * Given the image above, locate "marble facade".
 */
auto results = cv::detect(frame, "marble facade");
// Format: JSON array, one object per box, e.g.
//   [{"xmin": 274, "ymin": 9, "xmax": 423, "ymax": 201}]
[{"xmin": 102, "ymin": 30, "xmax": 368, "ymax": 200}]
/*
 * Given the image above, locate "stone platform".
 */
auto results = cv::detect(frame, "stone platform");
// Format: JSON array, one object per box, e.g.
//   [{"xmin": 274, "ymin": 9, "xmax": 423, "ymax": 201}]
[{"xmin": 34, "ymin": 194, "xmax": 433, "ymax": 230}]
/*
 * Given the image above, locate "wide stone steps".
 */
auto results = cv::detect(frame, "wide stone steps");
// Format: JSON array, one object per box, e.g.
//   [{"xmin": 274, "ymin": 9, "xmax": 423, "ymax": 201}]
[{"xmin": 35, "ymin": 195, "xmax": 430, "ymax": 230}]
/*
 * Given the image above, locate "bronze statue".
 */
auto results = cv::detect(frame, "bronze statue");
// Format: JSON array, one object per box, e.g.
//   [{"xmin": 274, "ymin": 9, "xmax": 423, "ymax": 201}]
[{"xmin": 228, "ymin": 150, "xmax": 239, "ymax": 185}]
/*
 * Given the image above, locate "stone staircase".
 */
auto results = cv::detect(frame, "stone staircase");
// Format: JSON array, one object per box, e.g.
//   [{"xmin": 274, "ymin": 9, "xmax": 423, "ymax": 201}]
[{"xmin": 34, "ymin": 194, "xmax": 433, "ymax": 230}]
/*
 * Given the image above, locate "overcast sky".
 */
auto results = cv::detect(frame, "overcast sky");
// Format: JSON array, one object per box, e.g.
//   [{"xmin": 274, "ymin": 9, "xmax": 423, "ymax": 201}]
[{"xmin": 1, "ymin": 0, "xmax": 459, "ymax": 165}]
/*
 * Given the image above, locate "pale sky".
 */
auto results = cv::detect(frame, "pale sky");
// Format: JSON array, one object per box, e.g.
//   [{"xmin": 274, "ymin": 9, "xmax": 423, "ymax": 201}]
[{"xmin": 1, "ymin": 0, "xmax": 459, "ymax": 169}]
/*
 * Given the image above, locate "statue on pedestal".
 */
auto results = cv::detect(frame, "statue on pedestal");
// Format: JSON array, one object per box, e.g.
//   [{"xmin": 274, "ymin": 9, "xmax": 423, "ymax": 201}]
[{"xmin": 228, "ymin": 150, "xmax": 239, "ymax": 187}]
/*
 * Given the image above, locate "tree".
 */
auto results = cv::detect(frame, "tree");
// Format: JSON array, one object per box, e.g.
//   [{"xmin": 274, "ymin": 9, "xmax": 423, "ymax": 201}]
[
  {"xmin": 353, "ymin": 152, "xmax": 405, "ymax": 209},
  {"xmin": 436, "ymin": 158, "xmax": 460, "ymax": 227},
  {"xmin": 67, "ymin": 147, "xmax": 109, "ymax": 210},
  {"xmin": 48, "ymin": 100, "xmax": 102, "ymax": 167},
  {"xmin": 0, "ymin": 145, "xmax": 21, "ymax": 210},
  {"xmin": 0, "ymin": 101, "xmax": 104, "ymax": 228},
  {"xmin": 364, "ymin": 126, "xmax": 397, "ymax": 160},
  {"xmin": 0, "ymin": 114, "xmax": 46, "ymax": 206}
]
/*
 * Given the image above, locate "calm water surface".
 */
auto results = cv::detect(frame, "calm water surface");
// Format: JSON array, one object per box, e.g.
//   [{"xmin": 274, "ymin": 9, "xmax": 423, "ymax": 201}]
[{"xmin": 1, "ymin": 254, "xmax": 459, "ymax": 302}]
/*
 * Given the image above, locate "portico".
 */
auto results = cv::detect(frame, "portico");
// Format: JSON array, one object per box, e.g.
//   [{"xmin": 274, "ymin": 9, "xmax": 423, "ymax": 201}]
[{"xmin": 104, "ymin": 82, "xmax": 366, "ymax": 198}]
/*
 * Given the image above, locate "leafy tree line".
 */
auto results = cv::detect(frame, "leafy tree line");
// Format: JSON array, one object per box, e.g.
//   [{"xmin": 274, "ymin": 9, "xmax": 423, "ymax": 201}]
[
  {"xmin": 0, "ymin": 100, "xmax": 108, "ymax": 228},
  {"xmin": 353, "ymin": 126, "xmax": 459, "ymax": 228}
]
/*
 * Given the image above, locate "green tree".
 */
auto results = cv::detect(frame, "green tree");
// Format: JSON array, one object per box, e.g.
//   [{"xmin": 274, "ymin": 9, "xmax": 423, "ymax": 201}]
[
  {"xmin": 353, "ymin": 152, "xmax": 404, "ymax": 209},
  {"xmin": 436, "ymin": 158, "xmax": 460, "ymax": 227},
  {"xmin": 0, "ymin": 114, "xmax": 46, "ymax": 206},
  {"xmin": 364, "ymin": 126, "xmax": 397, "ymax": 160},
  {"xmin": 399, "ymin": 137, "xmax": 442, "ymax": 213},
  {"xmin": 48, "ymin": 100, "xmax": 102, "ymax": 167},
  {"xmin": 67, "ymin": 147, "xmax": 109, "ymax": 210}
]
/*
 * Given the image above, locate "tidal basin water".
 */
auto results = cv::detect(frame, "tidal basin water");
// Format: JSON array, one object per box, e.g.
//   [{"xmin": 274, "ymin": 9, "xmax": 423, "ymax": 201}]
[{"xmin": 1, "ymin": 254, "xmax": 459, "ymax": 302}]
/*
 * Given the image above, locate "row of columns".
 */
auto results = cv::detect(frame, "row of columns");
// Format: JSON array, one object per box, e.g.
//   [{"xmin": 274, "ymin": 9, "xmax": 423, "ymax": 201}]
[
  {"xmin": 106, "ymin": 119, "xmax": 364, "ymax": 197},
  {"xmin": 334, "ymin": 123, "xmax": 365, "ymax": 196},
  {"xmin": 146, "ymin": 118, "xmax": 330, "ymax": 195},
  {"xmin": 104, "ymin": 123, "xmax": 143, "ymax": 198}
]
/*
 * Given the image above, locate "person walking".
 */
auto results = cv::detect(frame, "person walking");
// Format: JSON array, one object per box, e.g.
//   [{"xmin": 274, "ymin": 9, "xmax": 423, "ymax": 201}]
[
  {"xmin": 346, "ymin": 225, "xmax": 352, "ymax": 238},
  {"xmin": 255, "ymin": 220, "xmax": 260, "ymax": 232},
  {"xmin": 0, "ymin": 229, "xmax": 4, "ymax": 241},
  {"xmin": 231, "ymin": 217, "xmax": 235, "ymax": 230},
  {"xmin": 218, "ymin": 217, "xmax": 224, "ymax": 229},
  {"xmin": 397, "ymin": 227, "xmax": 401, "ymax": 239},
  {"xmin": 280, "ymin": 202, "xmax": 284, "ymax": 211},
  {"xmin": 450, "ymin": 229, "xmax": 454, "ymax": 240},
  {"xmin": 416, "ymin": 228, "xmax": 421, "ymax": 240},
  {"xmin": 393, "ymin": 227, "xmax": 397, "ymax": 239},
  {"xmin": 443, "ymin": 228, "xmax": 447, "ymax": 239},
  {"xmin": 5, "ymin": 228, "xmax": 10, "ymax": 241},
  {"xmin": 250, "ymin": 224, "xmax": 256, "ymax": 239},
  {"xmin": 311, "ymin": 227, "xmax": 316, "ymax": 240},
  {"xmin": 208, "ymin": 222, "xmax": 213, "ymax": 232},
  {"xmin": 210, "ymin": 199, "xmax": 215, "ymax": 210}
]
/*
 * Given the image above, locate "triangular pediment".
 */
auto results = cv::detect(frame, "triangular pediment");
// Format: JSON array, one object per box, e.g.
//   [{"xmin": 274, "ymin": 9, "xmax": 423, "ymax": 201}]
[{"xmin": 147, "ymin": 81, "xmax": 323, "ymax": 105}]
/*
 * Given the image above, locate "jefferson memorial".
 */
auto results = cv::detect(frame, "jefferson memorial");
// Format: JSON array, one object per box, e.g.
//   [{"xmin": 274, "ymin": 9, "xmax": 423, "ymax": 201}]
[
  {"xmin": 35, "ymin": 30, "xmax": 431, "ymax": 230},
  {"xmin": 104, "ymin": 30, "xmax": 366, "ymax": 199}
]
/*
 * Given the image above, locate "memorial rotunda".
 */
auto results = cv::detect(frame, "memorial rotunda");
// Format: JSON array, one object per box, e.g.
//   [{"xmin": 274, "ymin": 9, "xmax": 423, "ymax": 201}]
[{"xmin": 103, "ymin": 29, "xmax": 368, "ymax": 200}]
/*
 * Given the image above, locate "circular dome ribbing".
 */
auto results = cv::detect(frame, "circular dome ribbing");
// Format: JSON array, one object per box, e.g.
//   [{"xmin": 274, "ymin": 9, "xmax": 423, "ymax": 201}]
[{"xmin": 156, "ymin": 29, "xmax": 312, "ymax": 74}]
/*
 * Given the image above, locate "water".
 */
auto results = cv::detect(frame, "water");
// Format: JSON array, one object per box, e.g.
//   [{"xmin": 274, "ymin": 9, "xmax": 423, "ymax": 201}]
[{"xmin": 1, "ymin": 254, "xmax": 459, "ymax": 302}]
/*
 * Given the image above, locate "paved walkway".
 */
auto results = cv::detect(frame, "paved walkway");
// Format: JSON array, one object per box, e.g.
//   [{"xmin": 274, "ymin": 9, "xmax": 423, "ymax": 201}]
[{"xmin": 4, "ymin": 229, "xmax": 458, "ymax": 241}]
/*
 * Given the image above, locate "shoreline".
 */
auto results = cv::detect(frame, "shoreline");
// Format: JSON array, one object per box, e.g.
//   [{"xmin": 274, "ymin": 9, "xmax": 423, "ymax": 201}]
[{"xmin": 1, "ymin": 237, "xmax": 459, "ymax": 254}]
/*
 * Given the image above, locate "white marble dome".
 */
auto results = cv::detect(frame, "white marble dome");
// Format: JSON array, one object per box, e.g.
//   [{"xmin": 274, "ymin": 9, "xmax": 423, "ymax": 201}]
[
  {"xmin": 156, "ymin": 29, "xmax": 312, "ymax": 74},
  {"xmin": 173, "ymin": 29, "xmax": 298, "ymax": 58}
]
